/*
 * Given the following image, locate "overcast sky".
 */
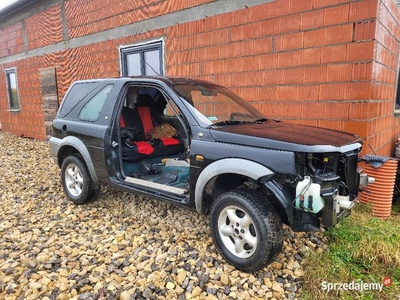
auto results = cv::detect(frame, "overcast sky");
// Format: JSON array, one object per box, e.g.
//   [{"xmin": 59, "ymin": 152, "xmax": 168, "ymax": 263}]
[{"xmin": 0, "ymin": 0, "xmax": 19, "ymax": 10}]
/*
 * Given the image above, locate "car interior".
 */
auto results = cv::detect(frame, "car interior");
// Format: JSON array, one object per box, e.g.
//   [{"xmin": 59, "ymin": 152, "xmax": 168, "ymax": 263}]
[{"xmin": 119, "ymin": 86, "xmax": 190, "ymax": 193}]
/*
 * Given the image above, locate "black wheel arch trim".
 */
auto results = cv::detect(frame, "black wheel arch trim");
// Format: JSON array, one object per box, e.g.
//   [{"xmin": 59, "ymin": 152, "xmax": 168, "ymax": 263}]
[
  {"xmin": 49, "ymin": 136, "xmax": 99, "ymax": 183},
  {"xmin": 194, "ymin": 158, "xmax": 274, "ymax": 213}
]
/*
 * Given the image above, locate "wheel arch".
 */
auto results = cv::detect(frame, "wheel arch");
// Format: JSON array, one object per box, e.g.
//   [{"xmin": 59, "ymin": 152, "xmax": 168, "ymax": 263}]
[
  {"xmin": 56, "ymin": 136, "xmax": 99, "ymax": 183},
  {"xmin": 195, "ymin": 158, "xmax": 274, "ymax": 214}
]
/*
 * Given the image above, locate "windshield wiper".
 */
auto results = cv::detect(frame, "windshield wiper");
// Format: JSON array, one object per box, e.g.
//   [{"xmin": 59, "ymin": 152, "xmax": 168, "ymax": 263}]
[
  {"xmin": 254, "ymin": 118, "xmax": 281, "ymax": 123},
  {"xmin": 209, "ymin": 120, "xmax": 246, "ymax": 127}
]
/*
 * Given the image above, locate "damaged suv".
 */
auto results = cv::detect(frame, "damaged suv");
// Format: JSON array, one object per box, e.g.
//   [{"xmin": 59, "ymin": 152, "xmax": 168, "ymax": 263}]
[{"xmin": 49, "ymin": 77, "xmax": 373, "ymax": 272}]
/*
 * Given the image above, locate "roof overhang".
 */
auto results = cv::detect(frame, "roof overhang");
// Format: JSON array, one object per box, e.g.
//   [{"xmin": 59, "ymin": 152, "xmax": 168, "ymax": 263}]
[{"xmin": 0, "ymin": 0, "xmax": 40, "ymax": 18}]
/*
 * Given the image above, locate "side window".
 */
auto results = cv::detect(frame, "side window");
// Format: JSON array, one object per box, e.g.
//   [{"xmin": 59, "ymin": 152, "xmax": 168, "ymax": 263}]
[
  {"xmin": 164, "ymin": 99, "xmax": 181, "ymax": 117},
  {"xmin": 79, "ymin": 84, "xmax": 113, "ymax": 121},
  {"xmin": 5, "ymin": 68, "xmax": 20, "ymax": 110},
  {"xmin": 120, "ymin": 41, "xmax": 163, "ymax": 76},
  {"xmin": 59, "ymin": 82, "xmax": 99, "ymax": 117}
]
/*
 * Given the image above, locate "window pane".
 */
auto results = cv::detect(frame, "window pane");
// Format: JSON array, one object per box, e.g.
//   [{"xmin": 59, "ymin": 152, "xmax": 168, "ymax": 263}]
[
  {"xmin": 79, "ymin": 84, "xmax": 113, "ymax": 121},
  {"xmin": 144, "ymin": 50, "xmax": 161, "ymax": 75},
  {"xmin": 59, "ymin": 82, "xmax": 99, "ymax": 116},
  {"xmin": 126, "ymin": 53, "xmax": 141, "ymax": 76},
  {"xmin": 7, "ymin": 71, "xmax": 19, "ymax": 109}
]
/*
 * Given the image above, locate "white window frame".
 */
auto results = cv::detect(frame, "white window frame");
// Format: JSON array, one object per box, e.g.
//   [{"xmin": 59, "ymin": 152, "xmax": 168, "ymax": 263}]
[
  {"xmin": 5, "ymin": 67, "xmax": 20, "ymax": 111},
  {"xmin": 119, "ymin": 38, "xmax": 165, "ymax": 77}
]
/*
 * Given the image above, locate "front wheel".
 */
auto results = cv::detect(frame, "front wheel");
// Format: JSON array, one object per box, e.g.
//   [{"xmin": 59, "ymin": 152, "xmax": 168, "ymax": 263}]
[
  {"xmin": 210, "ymin": 188, "xmax": 283, "ymax": 273},
  {"xmin": 61, "ymin": 155, "xmax": 96, "ymax": 205}
]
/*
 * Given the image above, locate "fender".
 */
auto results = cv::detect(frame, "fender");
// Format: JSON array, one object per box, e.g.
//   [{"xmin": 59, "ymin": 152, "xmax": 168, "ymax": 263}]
[
  {"xmin": 194, "ymin": 158, "xmax": 274, "ymax": 213},
  {"xmin": 49, "ymin": 136, "xmax": 99, "ymax": 183},
  {"xmin": 261, "ymin": 178, "xmax": 293, "ymax": 225}
]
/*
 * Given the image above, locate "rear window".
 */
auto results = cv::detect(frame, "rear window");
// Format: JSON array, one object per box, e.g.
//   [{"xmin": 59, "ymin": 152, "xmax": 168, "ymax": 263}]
[
  {"xmin": 79, "ymin": 84, "xmax": 113, "ymax": 121},
  {"xmin": 58, "ymin": 82, "xmax": 99, "ymax": 117}
]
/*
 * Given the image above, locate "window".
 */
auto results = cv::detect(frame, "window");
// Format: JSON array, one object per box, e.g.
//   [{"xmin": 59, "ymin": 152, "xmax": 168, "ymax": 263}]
[
  {"xmin": 120, "ymin": 41, "xmax": 163, "ymax": 76},
  {"xmin": 5, "ymin": 68, "xmax": 20, "ymax": 110},
  {"xmin": 58, "ymin": 82, "xmax": 99, "ymax": 117},
  {"xmin": 79, "ymin": 84, "xmax": 113, "ymax": 121}
]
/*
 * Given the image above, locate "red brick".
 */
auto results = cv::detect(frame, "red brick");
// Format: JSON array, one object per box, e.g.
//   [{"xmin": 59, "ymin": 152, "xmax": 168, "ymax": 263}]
[
  {"xmin": 352, "ymin": 62, "xmax": 373, "ymax": 81},
  {"xmin": 242, "ymin": 56, "xmax": 260, "ymax": 71},
  {"xmin": 297, "ymin": 120, "xmax": 319, "ymax": 127},
  {"xmin": 299, "ymin": 48, "xmax": 322, "ymax": 65},
  {"xmin": 354, "ymin": 20, "xmax": 376, "ymax": 41},
  {"xmin": 249, "ymin": 3, "xmax": 270, "ymax": 22},
  {"xmin": 300, "ymin": 10, "xmax": 324, "ymax": 30},
  {"xmin": 282, "ymin": 102, "xmax": 303, "ymax": 118},
  {"xmin": 318, "ymin": 120, "xmax": 343, "ymax": 130},
  {"xmin": 278, "ymin": 51, "xmax": 300, "ymax": 68},
  {"xmin": 349, "ymin": 102, "xmax": 369, "ymax": 120},
  {"xmin": 349, "ymin": 0, "xmax": 378, "ymax": 22},
  {"xmin": 298, "ymin": 85, "xmax": 320, "ymax": 100},
  {"xmin": 234, "ymin": 38, "xmax": 273, "ymax": 57},
  {"xmin": 324, "ymin": 102, "xmax": 350, "ymax": 119},
  {"xmin": 231, "ymin": 73, "xmax": 248, "ymax": 86},
  {"xmin": 326, "ymin": 24, "xmax": 353, "ymax": 45},
  {"xmin": 263, "ymin": 70, "xmax": 284, "ymax": 85},
  {"xmin": 326, "ymin": 63, "xmax": 353, "ymax": 82},
  {"xmin": 259, "ymin": 53, "xmax": 279, "ymax": 69},
  {"xmin": 342, "ymin": 121, "xmax": 368, "ymax": 137},
  {"xmin": 313, "ymin": 0, "xmax": 337, "ymax": 9},
  {"xmin": 279, "ymin": 14, "xmax": 302, "ymax": 33},
  {"xmin": 319, "ymin": 83, "xmax": 346, "ymax": 100},
  {"xmin": 303, "ymin": 66, "xmax": 327, "ymax": 83},
  {"xmin": 275, "ymin": 32, "xmax": 304, "ymax": 51},
  {"xmin": 290, "ymin": 0, "xmax": 313, "ymax": 13},
  {"xmin": 345, "ymin": 82, "xmax": 372, "ymax": 99},
  {"xmin": 324, "ymin": 4, "xmax": 349, "ymax": 26},
  {"xmin": 303, "ymin": 28, "xmax": 326, "ymax": 48},
  {"xmin": 230, "ymin": 23, "xmax": 260, "ymax": 42},
  {"xmin": 276, "ymin": 86, "xmax": 298, "ymax": 100},
  {"xmin": 270, "ymin": 0, "xmax": 291, "ymax": 17},
  {"xmin": 238, "ymin": 87, "xmax": 259, "ymax": 101},
  {"xmin": 321, "ymin": 44, "xmax": 347, "ymax": 63},
  {"xmin": 202, "ymin": 60, "xmax": 227, "ymax": 74},
  {"xmin": 259, "ymin": 19, "xmax": 281, "ymax": 36},
  {"xmin": 283, "ymin": 68, "xmax": 304, "ymax": 84},
  {"xmin": 258, "ymin": 87, "xmax": 277, "ymax": 101},
  {"xmin": 260, "ymin": 102, "xmax": 282, "ymax": 117},
  {"xmin": 248, "ymin": 71, "xmax": 264, "ymax": 86},
  {"xmin": 302, "ymin": 102, "xmax": 326, "ymax": 118},
  {"xmin": 347, "ymin": 41, "xmax": 375, "ymax": 61},
  {"xmin": 215, "ymin": 74, "xmax": 231, "ymax": 86}
]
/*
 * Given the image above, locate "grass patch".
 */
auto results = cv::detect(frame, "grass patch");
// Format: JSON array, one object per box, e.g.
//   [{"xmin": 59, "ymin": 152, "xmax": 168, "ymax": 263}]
[{"xmin": 301, "ymin": 203, "xmax": 400, "ymax": 300}]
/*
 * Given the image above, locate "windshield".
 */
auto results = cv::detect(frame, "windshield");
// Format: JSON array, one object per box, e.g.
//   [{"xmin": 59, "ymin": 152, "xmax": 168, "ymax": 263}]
[{"xmin": 173, "ymin": 83, "xmax": 265, "ymax": 127}]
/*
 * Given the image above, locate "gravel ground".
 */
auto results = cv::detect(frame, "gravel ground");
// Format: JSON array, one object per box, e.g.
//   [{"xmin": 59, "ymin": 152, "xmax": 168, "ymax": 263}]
[{"xmin": 0, "ymin": 132, "xmax": 328, "ymax": 300}]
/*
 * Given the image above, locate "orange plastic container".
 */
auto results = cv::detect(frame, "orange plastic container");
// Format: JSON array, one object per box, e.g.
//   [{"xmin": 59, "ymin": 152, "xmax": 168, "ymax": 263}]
[{"xmin": 359, "ymin": 159, "xmax": 398, "ymax": 219}]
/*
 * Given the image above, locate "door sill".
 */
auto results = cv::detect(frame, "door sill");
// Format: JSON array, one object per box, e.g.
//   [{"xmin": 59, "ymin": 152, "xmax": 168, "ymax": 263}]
[{"xmin": 125, "ymin": 176, "xmax": 187, "ymax": 195}]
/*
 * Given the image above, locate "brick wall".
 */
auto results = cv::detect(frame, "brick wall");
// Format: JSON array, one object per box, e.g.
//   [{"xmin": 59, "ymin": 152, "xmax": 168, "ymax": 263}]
[
  {"xmin": 0, "ymin": 22, "xmax": 24, "ymax": 58},
  {"xmin": 0, "ymin": 0, "xmax": 399, "ymax": 156},
  {"xmin": 371, "ymin": 0, "xmax": 400, "ymax": 155},
  {"xmin": 166, "ymin": 0, "xmax": 400, "ymax": 155},
  {"xmin": 65, "ymin": 0, "xmax": 214, "ymax": 39}
]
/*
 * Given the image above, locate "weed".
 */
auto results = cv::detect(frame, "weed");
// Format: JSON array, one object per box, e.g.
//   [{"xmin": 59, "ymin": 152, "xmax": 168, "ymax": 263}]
[{"xmin": 301, "ymin": 203, "xmax": 400, "ymax": 300}]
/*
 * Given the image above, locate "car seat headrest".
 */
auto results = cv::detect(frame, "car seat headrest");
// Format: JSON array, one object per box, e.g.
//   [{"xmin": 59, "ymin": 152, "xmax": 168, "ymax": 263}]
[{"xmin": 136, "ymin": 94, "xmax": 153, "ymax": 107}]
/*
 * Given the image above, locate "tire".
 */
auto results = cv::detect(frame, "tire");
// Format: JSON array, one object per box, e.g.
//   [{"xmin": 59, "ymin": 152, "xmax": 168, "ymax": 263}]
[
  {"xmin": 61, "ymin": 155, "xmax": 96, "ymax": 205},
  {"xmin": 210, "ymin": 188, "xmax": 283, "ymax": 273}
]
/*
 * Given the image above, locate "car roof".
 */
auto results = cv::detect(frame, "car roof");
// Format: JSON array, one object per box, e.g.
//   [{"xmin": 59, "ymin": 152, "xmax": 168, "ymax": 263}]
[{"xmin": 72, "ymin": 76, "xmax": 222, "ymax": 87}]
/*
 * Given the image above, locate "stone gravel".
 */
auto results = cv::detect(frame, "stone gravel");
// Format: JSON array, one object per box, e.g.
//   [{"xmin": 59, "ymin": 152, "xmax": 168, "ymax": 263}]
[{"xmin": 0, "ymin": 132, "xmax": 328, "ymax": 300}]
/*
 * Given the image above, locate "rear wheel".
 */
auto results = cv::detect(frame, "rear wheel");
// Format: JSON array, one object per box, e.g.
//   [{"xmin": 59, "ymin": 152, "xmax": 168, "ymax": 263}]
[
  {"xmin": 61, "ymin": 155, "xmax": 97, "ymax": 204},
  {"xmin": 210, "ymin": 188, "xmax": 283, "ymax": 272}
]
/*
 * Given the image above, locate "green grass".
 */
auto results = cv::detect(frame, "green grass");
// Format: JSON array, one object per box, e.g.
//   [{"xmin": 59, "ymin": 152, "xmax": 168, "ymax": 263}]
[{"xmin": 301, "ymin": 203, "xmax": 400, "ymax": 300}]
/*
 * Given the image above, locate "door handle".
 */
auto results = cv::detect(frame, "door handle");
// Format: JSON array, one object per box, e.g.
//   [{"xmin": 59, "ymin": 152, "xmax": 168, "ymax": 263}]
[{"xmin": 112, "ymin": 141, "xmax": 119, "ymax": 148}]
